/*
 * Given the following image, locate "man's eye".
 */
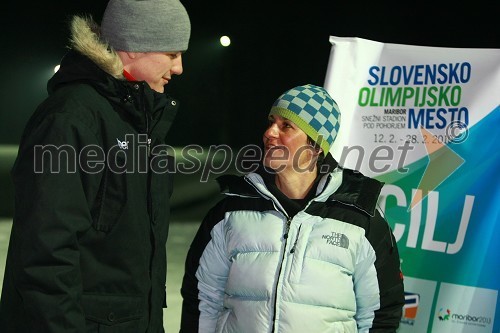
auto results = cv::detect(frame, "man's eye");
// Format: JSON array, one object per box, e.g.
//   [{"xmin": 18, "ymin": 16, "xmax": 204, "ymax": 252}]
[{"xmin": 168, "ymin": 53, "xmax": 179, "ymax": 59}]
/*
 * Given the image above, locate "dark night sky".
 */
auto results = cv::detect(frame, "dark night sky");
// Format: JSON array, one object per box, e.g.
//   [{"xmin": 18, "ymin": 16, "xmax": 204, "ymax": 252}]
[{"xmin": 1, "ymin": 1, "xmax": 498, "ymax": 148}]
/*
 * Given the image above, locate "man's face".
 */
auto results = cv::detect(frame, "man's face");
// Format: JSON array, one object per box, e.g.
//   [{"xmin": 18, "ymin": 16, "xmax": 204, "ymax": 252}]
[{"xmin": 123, "ymin": 51, "xmax": 183, "ymax": 93}]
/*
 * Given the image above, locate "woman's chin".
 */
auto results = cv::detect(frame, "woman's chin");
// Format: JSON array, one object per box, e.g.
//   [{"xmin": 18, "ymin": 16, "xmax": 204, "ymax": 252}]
[{"xmin": 263, "ymin": 159, "xmax": 285, "ymax": 172}]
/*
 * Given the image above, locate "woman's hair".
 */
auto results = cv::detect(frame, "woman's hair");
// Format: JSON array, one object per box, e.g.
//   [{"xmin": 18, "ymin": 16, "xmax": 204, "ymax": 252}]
[{"xmin": 307, "ymin": 136, "xmax": 325, "ymax": 164}]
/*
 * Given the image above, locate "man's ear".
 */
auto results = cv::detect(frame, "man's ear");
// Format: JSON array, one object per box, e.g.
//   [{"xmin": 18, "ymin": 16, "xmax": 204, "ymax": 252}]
[
  {"xmin": 125, "ymin": 51, "xmax": 138, "ymax": 59},
  {"xmin": 116, "ymin": 51, "xmax": 138, "ymax": 65}
]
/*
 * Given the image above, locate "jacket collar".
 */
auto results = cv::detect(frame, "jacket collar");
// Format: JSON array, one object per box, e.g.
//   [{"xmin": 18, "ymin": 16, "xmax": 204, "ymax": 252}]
[{"xmin": 217, "ymin": 158, "xmax": 384, "ymax": 217}]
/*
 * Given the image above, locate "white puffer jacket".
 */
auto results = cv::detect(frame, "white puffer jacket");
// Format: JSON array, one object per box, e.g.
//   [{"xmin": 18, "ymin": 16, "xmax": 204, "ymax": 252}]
[{"xmin": 180, "ymin": 167, "xmax": 404, "ymax": 333}]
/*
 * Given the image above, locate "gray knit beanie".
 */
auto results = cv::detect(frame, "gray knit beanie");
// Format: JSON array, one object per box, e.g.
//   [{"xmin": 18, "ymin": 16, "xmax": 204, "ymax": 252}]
[{"xmin": 101, "ymin": 0, "xmax": 191, "ymax": 52}]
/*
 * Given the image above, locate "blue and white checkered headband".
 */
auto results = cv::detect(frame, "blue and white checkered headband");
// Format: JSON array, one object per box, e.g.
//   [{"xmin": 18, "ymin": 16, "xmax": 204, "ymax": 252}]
[{"xmin": 269, "ymin": 84, "xmax": 341, "ymax": 155}]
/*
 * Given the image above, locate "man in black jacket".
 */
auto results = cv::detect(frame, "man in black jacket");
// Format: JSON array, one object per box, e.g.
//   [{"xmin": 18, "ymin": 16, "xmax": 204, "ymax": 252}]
[{"xmin": 0, "ymin": 0, "xmax": 190, "ymax": 332}]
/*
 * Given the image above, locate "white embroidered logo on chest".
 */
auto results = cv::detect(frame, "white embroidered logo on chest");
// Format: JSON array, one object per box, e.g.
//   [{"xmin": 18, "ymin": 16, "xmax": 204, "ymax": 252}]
[
  {"xmin": 322, "ymin": 232, "xmax": 349, "ymax": 249},
  {"xmin": 117, "ymin": 138, "xmax": 129, "ymax": 150}
]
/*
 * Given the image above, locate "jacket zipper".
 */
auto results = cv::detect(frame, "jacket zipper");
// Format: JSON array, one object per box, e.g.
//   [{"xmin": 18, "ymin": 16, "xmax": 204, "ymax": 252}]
[
  {"xmin": 135, "ymin": 82, "xmax": 152, "ymax": 219},
  {"xmin": 133, "ymin": 85, "xmax": 153, "ymax": 269},
  {"xmin": 243, "ymin": 178, "xmax": 290, "ymax": 332},
  {"xmin": 146, "ymin": 110, "xmax": 151, "ymax": 157},
  {"xmin": 138, "ymin": 83, "xmax": 157, "ymax": 324},
  {"xmin": 289, "ymin": 224, "xmax": 302, "ymax": 254},
  {"xmin": 271, "ymin": 215, "xmax": 291, "ymax": 333}
]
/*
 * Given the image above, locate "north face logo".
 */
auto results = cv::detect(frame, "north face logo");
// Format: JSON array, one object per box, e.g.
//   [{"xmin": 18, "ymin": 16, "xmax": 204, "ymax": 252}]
[{"xmin": 322, "ymin": 232, "xmax": 349, "ymax": 249}]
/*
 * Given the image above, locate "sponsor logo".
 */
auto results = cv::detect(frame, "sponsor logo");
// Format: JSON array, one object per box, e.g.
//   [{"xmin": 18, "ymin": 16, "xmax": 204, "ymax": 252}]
[
  {"xmin": 436, "ymin": 308, "xmax": 492, "ymax": 328},
  {"xmin": 437, "ymin": 308, "xmax": 451, "ymax": 321},
  {"xmin": 400, "ymin": 291, "xmax": 420, "ymax": 326},
  {"xmin": 322, "ymin": 232, "xmax": 349, "ymax": 249},
  {"xmin": 117, "ymin": 138, "xmax": 129, "ymax": 150}
]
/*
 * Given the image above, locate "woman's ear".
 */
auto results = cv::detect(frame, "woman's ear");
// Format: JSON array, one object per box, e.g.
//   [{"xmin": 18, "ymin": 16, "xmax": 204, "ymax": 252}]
[{"xmin": 309, "ymin": 146, "xmax": 322, "ymax": 156}]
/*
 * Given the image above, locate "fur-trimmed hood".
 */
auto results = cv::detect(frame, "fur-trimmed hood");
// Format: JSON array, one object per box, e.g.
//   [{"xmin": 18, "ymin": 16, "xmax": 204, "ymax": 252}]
[
  {"xmin": 69, "ymin": 15, "xmax": 124, "ymax": 79},
  {"xmin": 46, "ymin": 15, "xmax": 130, "ymax": 96}
]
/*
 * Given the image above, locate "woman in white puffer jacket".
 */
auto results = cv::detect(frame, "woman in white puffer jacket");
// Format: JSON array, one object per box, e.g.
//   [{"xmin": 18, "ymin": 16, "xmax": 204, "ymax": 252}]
[{"xmin": 180, "ymin": 84, "xmax": 405, "ymax": 333}]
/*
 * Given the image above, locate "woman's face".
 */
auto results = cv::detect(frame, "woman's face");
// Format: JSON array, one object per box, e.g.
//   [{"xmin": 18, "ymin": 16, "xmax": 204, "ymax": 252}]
[{"xmin": 262, "ymin": 114, "xmax": 316, "ymax": 173}]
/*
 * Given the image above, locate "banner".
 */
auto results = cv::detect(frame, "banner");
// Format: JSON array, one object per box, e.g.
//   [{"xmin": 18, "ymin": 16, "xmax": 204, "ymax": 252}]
[{"xmin": 324, "ymin": 36, "xmax": 500, "ymax": 333}]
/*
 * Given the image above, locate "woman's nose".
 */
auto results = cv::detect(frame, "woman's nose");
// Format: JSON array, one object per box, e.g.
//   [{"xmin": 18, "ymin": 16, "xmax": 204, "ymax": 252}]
[{"xmin": 264, "ymin": 123, "xmax": 279, "ymax": 139}]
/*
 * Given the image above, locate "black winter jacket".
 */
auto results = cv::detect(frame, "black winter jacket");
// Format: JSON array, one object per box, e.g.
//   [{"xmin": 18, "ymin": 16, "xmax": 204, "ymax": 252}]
[{"xmin": 0, "ymin": 16, "xmax": 178, "ymax": 333}]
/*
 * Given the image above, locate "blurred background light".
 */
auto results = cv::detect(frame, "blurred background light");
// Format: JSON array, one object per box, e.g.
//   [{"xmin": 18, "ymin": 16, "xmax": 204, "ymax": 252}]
[{"xmin": 220, "ymin": 35, "xmax": 231, "ymax": 47}]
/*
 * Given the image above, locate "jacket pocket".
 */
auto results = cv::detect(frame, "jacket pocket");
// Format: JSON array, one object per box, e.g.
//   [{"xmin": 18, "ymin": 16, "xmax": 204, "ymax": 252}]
[
  {"xmin": 82, "ymin": 294, "xmax": 145, "ymax": 333},
  {"xmin": 150, "ymin": 154, "xmax": 174, "ymax": 223},
  {"xmin": 90, "ymin": 156, "xmax": 128, "ymax": 232}
]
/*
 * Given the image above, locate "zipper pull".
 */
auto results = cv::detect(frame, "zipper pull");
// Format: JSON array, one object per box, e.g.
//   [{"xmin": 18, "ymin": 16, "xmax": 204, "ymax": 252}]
[
  {"xmin": 290, "ymin": 224, "xmax": 302, "ymax": 254},
  {"xmin": 283, "ymin": 217, "xmax": 291, "ymax": 239},
  {"xmin": 147, "ymin": 138, "xmax": 152, "ymax": 157}
]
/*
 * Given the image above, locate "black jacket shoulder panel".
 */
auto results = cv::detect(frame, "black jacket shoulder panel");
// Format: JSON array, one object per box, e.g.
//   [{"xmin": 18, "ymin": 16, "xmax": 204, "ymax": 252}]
[
  {"xmin": 216, "ymin": 174, "xmax": 259, "ymax": 197},
  {"xmin": 329, "ymin": 168, "xmax": 384, "ymax": 216}
]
